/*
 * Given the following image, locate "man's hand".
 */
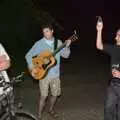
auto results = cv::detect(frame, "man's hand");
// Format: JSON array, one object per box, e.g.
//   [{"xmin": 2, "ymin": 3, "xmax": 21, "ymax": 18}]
[
  {"xmin": 96, "ymin": 19, "xmax": 103, "ymax": 31},
  {"xmin": 30, "ymin": 68, "xmax": 38, "ymax": 77},
  {"xmin": 65, "ymin": 40, "xmax": 71, "ymax": 47},
  {"xmin": 43, "ymin": 58, "xmax": 50, "ymax": 64},
  {"xmin": 112, "ymin": 69, "xmax": 120, "ymax": 79}
]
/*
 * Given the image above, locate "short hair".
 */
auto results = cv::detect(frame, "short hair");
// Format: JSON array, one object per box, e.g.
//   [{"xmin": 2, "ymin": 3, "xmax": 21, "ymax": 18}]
[
  {"xmin": 41, "ymin": 24, "xmax": 54, "ymax": 31},
  {"xmin": 117, "ymin": 29, "xmax": 120, "ymax": 33}
]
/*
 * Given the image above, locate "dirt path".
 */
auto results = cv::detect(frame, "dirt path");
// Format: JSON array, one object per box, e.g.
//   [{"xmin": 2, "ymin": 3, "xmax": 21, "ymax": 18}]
[{"xmin": 15, "ymin": 50, "xmax": 109, "ymax": 120}]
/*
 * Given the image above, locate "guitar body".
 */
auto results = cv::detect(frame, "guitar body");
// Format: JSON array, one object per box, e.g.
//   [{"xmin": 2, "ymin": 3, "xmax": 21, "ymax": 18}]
[{"xmin": 32, "ymin": 51, "xmax": 56, "ymax": 80}]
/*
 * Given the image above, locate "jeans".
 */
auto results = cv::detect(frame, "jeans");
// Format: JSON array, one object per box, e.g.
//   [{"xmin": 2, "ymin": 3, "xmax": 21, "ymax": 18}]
[{"xmin": 104, "ymin": 81, "xmax": 120, "ymax": 120}]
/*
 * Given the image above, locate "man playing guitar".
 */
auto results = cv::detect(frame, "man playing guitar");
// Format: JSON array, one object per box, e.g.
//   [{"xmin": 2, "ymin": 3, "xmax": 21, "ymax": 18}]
[{"xmin": 25, "ymin": 24, "xmax": 71, "ymax": 119}]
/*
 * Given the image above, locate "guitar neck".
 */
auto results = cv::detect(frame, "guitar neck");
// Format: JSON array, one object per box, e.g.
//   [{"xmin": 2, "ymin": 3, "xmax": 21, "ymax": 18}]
[
  {"xmin": 52, "ymin": 42, "xmax": 66, "ymax": 56},
  {"xmin": 51, "ymin": 30, "xmax": 78, "ymax": 56}
]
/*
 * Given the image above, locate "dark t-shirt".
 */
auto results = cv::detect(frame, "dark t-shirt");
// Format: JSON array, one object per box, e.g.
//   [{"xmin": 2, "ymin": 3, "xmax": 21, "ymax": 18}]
[{"xmin": 103, "ymin": 43, "xmax": 120, "ymax": 82}]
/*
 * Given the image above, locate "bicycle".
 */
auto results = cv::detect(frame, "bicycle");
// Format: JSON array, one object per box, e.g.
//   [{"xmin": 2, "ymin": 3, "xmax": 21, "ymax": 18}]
[{"xmin": 0, "ymin": 72, "xmax": 38, "ymax": 120}]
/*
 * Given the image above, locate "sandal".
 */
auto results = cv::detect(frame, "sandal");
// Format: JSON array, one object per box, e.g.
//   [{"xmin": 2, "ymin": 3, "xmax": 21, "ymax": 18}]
[{"xmin": 48, "ymin": 110, "xmax": 60, "ymax": 119}]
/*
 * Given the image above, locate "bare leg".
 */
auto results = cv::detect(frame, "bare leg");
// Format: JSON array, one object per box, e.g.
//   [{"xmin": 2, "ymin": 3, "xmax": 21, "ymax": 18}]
[
  {"xmin": 48, "ymin": 96, "xmax": 59, "ymax": 118},
  {"xmin": 38, "ymin": 96, "xmax": 47, "ymax": 118},
  {"xmin": 49, "ymin": 96, "xmax": 57, "ymax": 111}
]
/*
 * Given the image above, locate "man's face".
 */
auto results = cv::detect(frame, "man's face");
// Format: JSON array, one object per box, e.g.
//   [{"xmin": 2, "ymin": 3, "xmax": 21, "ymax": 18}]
[
  {"xmin": 43, "ymin": 28, "xmax": 53, "ymax": 40},
  {"xmin": 115, "ymin": 30, "xmax": 120, "ymax": 43}
]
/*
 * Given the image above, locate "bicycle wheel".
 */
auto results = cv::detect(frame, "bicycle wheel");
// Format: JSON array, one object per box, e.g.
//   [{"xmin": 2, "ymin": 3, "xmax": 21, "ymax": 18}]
[{"xmin": 14, "ymin": 111, "xmax": 37, "ymax": 120}]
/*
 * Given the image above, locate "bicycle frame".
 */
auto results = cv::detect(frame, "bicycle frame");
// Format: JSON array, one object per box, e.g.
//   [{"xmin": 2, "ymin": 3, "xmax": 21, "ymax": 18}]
[{"xmin": 0, "ymin": 72, "xmax": 37, "ymax": 120}]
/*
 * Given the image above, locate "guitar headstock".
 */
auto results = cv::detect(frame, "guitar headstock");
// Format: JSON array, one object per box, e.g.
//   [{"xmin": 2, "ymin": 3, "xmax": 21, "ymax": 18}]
[{"xmin": 69, "ymin": 30, "xmax": 78, "ymax": 42}]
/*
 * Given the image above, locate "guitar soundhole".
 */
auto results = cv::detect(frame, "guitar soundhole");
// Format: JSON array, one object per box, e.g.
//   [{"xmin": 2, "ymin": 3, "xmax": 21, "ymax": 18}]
[
  {"xmin": 42, "ymin": 61, "xmax": 51, "ymax": 69},
  {"xmin": 42, "ymin": 64, "xmax": 47, "ymax": 69}
]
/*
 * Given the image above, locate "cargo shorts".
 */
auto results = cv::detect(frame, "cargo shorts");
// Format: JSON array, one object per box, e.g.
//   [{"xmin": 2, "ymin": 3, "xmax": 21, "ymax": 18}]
[{"xmin": 39, "ymin": 77, "xmax": 61, "ymax": 97}]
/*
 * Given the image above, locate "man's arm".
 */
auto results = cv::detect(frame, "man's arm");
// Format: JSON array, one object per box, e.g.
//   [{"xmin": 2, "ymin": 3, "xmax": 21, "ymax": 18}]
[
  {"xmin": 112, "ymin": 69, "xmax": 120, "ymax": 79},
  {"xmin": 96, "ymin": 17, "xmax": 114, "ymax": 55},
  {"xmin": 96, "ymin": 18, "xmax": 103, "ymax": 50},
  {"xmin": 59, "ymin": 40, "xmax": 71, "ymax": 58},
  {"xmin": 25, "ymin": 41, "xmax": 41, "ymax": 70}
]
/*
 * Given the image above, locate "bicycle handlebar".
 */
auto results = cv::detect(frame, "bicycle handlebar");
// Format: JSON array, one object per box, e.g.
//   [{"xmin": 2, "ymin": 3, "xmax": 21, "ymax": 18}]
[
  {"xmin": 12, "ymin": 72, "xmax": 24, "ymax": 80},
  {"xmin": 9, "ymin": 72, "xmax": 25, "ymax": 85}
]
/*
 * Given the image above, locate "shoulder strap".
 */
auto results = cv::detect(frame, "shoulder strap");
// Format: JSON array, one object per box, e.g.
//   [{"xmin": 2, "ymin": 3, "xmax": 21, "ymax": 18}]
[{"xmin": 54, "ymin": 38, "xmax": 58, "ymax": 51}]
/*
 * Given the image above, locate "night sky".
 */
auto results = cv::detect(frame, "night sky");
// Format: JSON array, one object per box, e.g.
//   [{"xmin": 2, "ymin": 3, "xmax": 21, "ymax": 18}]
[{"xmin": 37, "ymin": 0, "xmax": 120, "ymax": 46}]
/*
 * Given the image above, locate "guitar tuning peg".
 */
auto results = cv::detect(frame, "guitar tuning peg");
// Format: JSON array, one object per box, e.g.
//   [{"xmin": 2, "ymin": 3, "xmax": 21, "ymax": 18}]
[{"xmin": 74, "ymin": 30, "xmax": 76, "ymax": 34}]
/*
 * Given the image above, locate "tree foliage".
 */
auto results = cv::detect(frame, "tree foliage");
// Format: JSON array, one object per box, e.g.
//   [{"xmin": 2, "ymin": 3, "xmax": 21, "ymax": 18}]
[{"xmin": 0, "ymin": 0, "xmax": 56, "ymax": 50}]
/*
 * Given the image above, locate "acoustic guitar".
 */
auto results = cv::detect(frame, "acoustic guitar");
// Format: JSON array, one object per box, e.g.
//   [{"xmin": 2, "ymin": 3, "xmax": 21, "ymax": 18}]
[{"xmin": 32, "ymin": 30, "xmax": 78, "ymax": 80}]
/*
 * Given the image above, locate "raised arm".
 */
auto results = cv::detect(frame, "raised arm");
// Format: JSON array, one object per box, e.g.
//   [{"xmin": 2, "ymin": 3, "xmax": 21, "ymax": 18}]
[{"xmin": 96, "ymin": 17, "xmax": 103, "ymax": 50}]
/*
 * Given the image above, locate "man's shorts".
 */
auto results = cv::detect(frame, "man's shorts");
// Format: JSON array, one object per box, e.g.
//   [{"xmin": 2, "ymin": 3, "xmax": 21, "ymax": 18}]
[{"xmin": 39, "ymin": 77, "xmax": 61, "ymax": 97}]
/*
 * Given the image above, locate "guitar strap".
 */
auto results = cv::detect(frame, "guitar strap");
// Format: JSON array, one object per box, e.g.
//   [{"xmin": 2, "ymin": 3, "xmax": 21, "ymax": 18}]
[{"xmin": 54, "ymin": 38, "xmax": 58, "ymax": 51}]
